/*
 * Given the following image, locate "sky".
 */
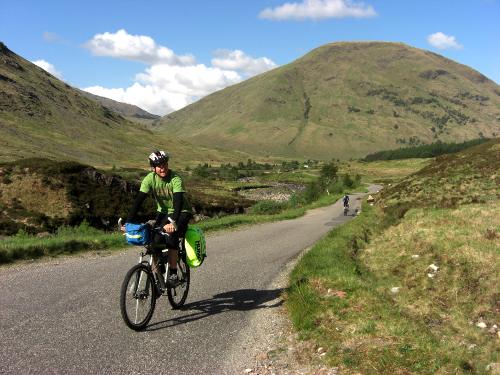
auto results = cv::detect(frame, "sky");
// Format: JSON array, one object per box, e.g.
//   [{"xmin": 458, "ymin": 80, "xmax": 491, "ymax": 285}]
[{"xmin": 1, "ymin": 0, "xmax": 499, "ymax": 116}]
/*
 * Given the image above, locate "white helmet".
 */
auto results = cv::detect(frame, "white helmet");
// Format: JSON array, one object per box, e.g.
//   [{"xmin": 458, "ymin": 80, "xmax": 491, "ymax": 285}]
[{"xmin": 148, "ymin": 150, "xmax": 169, "ymax": 167}]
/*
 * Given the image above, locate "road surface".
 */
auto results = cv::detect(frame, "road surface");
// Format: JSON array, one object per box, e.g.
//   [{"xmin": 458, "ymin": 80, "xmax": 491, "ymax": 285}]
[{"xmin": 0, "ymin": 187, "xmax": 379, "ymax": 374}]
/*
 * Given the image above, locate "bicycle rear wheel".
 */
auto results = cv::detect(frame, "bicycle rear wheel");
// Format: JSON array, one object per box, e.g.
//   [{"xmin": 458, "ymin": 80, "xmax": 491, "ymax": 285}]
[
  {"xmin": 167, "ymin": 253, "xmax": 190, "ymax": 309},
  {"xmin": 120, "ymin": 264, "xmax": 156, "ymax": 330}
]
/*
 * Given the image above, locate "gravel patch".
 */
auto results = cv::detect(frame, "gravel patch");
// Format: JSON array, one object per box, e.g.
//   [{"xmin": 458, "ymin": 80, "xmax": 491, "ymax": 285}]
[{"xmin": 222, "ymin": 247, "xmax": 339, "ymax": 375}]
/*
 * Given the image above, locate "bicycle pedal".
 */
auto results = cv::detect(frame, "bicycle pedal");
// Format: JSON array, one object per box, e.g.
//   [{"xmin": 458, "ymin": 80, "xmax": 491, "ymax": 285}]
[{"xmin": 155, "ymin": 282, "xmax": 164, "ymax": 297}]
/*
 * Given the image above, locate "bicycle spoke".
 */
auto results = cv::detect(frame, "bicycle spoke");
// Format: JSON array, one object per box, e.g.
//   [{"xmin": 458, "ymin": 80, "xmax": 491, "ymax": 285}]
[
  {"xmin": 167, "ymin": 255, "xmax": 190, "ymax": 308},
  {"xmin": 120, "ymin": 265, "xmax": 156, "ymax": 330}
]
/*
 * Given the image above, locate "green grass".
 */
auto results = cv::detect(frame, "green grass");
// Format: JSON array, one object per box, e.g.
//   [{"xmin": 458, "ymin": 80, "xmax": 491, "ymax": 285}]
[
  {"xmin": 342, "ymin": 158, "xmax": 431, "ymax": 184},
  {"xmin": 286, "ymin": 202, "xmax": 499, "ymax": 374},
  {"xmin": 0, "ymin": 222, "xmax": 124, "ymax": 263},
  {"xmin": 285, "ymin": 140, "xmax": 500, "ymax": 373},
  {"xmin": 196, "ymin": 207, "xmax": 307, "ymax": 232},
  {"xmin": 379, "ymin": 138, "xmax": 500, "ymax": 209}
]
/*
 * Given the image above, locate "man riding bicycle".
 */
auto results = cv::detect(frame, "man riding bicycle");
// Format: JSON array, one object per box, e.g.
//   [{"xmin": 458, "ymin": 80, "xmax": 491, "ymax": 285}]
[
  {"xmin": 121, "ymin": 151, "xmax": 192, "ymax": 287},
  {"xmin": 343, "ymin": 194, "xmax": 350, "ymax": 208}
]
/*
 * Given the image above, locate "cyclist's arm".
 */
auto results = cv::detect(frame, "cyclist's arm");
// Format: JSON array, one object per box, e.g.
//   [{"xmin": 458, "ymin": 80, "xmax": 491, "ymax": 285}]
[
  {"xmin": 170, "ymin": 174, "xmax": 186, "ymax": 224},
  {"xmin": 126, "ymin": 191, "xmax": 148, "ymax": 222},
  {"xmin": 171, "ymin": 192, "xmax": 183, "ymax": 223}
]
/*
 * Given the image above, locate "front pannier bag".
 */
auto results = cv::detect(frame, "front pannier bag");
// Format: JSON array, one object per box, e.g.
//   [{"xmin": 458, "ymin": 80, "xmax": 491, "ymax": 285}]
[{"xmin": 124, "ymin": 223, "xmax": 151, "ymax": 245}]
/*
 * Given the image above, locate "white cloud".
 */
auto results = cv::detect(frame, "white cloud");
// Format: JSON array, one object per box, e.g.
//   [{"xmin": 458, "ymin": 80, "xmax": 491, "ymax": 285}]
[
  {"xmin": 259, "ymin": 0, "xmax": 376, "ymax": 21},
  {"xmin": 84, "ymin": 29, "xmax": 195, "ymax": 65},
  {"xmin": 211, "ymin": 49, "xmax": 277, "ymax": 76},
  {"xmin": 84, "ymin": 83, "xmax": 187, "ymax": 116},
  {"xmin": 427, "ymin": 32, "xmax": 463, "ymax": 50},
  {"xmin": 83, "ymin": 32, "xmax": 278, "ymax": 116},
  {"xmin": 32, "ymin": 59, "xmax": 63, "ymax": 79},
  {"xmin": 136, "ymin": 64, "xmax": 242, "ymax": 95},
  {"xmin": 84, "ymin": 64, "xmax": 243, "ymax": 116}
]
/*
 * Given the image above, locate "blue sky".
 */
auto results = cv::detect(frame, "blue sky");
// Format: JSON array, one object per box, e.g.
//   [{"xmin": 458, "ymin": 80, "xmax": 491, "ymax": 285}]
[{"xmin": 1, "ymin": 0, "xmax": 499, "ymax": 115}]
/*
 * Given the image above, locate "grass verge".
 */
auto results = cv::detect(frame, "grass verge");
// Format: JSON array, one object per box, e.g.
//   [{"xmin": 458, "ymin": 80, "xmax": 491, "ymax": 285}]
[
  {"xmin": 286, "ymin": 201, "xmax": 499, "ymax": 374},
  {"xmin": 196, "ymin": 207, "xmax": 306, "ymax": 232},
  {"xmin": 0, "ymin": 222, "xmax": 124, "ymax": 264},
  {"xmin": 0, "ymin": 189, "xmax": 353, "ymax": 264}
]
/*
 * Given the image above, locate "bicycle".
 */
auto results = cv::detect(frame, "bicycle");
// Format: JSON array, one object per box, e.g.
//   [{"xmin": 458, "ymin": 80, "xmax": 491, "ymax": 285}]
[
  {"xmin": 119, "ymin": 219, "xmax": 190, "ymax": 331},
  {"xmin": 343, "ymin": 203, "xmax": 349, "ymax": 216}
]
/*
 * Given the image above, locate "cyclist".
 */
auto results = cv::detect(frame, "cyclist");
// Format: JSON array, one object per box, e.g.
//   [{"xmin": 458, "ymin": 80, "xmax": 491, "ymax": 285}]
[
  {"xmin": 342, "ymin": 194, "xmax": 350, "ymax": 208},
  {"xmin": 121, "ymin": 151, "xmax": 193, "ymax": 287}
]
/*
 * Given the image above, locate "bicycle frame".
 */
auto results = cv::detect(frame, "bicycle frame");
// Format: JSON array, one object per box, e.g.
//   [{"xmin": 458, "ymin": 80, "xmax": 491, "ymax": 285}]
[
  {"xmin": 138, "ymin": 234, "xmax": 186, "ymax": 293},
  {"xmin": 137, "ymin": 249, "xmax": 166, "ymax": 291},
  {"xmin": 120, "ymin": 218, "xmax": 191, "ymax": 330}
]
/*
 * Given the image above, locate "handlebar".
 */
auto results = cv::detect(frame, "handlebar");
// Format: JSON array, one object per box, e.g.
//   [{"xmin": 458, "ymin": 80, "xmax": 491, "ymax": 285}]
[
  {"xmin": 153, "ymin": 226, "xmax": 170, "ymax": 237},
  {"xmin": 118, "ymin": 217, "xmax": 174, "ymax": 236}
]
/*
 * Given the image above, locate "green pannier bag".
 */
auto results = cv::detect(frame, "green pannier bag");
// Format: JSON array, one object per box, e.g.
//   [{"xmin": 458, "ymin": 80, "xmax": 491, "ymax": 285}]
[{"xmin": 184, "ymin": 226, "xmax": 206, "ymax": 268}]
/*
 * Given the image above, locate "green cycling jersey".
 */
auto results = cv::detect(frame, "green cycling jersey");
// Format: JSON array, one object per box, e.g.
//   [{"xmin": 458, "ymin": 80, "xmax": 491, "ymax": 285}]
[{"xmin": 139, "ymin": 170, "xmax": 192, "ymax": 215}]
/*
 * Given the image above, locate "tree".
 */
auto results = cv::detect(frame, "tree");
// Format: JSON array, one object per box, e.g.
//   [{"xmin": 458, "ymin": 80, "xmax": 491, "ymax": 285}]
[{"xmin": 319, "ymin": 162, "xmax": 338, "ymax": 187}]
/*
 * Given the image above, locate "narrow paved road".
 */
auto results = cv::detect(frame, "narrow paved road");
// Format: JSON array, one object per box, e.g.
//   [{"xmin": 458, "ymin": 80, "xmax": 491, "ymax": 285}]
[{"xmin": 0, "ymin": 187, "xmax": 379, "ymax": 374}]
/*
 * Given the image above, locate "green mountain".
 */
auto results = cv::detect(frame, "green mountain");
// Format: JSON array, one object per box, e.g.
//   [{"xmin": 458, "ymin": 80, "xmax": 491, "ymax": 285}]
[
  {"xmin": 78, "ymin": 90, "xmax": 160, "ymax": 123},
  {"xmin": 0, "ymin": 42, "xmax": 245, "ymax": 168},
  {"xmin": 158, "ymin": 42, "xmax": 500, "ymax": 160}
]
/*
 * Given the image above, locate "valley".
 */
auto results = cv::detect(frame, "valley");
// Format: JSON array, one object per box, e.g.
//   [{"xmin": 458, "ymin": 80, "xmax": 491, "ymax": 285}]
[{"xmin": 0, "ymin": 38, "xmax": 498, "ymax": 374}]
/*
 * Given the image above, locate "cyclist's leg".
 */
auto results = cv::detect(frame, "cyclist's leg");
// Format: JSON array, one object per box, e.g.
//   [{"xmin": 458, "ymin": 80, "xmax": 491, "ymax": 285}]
[
  {"xmin": 151, "ymin": 213, "xmax": 168, "ymax": 274},
  {"xmin": 166, "ymin": 212, "xmax": 192, "ymax": 270}
]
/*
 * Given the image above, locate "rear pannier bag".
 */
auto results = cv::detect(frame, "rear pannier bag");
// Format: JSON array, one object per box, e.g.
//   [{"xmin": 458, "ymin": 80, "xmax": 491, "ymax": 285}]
[{"xmin": 184, "ymin": 226, "xmax": 206, "ymax": 268}]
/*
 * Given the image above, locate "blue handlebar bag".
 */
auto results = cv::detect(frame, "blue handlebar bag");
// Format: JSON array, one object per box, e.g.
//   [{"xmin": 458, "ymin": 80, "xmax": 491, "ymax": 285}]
[{"xmin": 124, "ymin": 223, "xmax": 151, "ymax": 245}]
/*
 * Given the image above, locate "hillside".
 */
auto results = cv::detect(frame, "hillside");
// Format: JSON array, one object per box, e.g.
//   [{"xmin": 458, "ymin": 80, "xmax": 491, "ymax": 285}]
[
  {"xmin": 159, "ymin": 42, "xmax": 500, "ymax": 160},
  {"xmin": 0, "ymin": 158, "xmax": 147, "ymax": 235},
  {"xmin": 284, "ymin": 139, "xmax": 499, "ymax": 374},
  {"xmin": 0, "ymin": 158, "xmax": 256, "ymax": 236},
  {"xmin": 0, "ymin": 42, "xmax": 248, "ymax": 168},
  {"xmin": 378, "ymin": 137, "xmax": 500, "ymax": 210},
  {"xmin": 78, "ymin": 90, "xmax": 160, "ymax": 123}
]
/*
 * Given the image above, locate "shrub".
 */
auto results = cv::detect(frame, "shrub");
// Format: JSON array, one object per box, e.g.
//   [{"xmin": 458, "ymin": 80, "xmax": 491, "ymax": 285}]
[
  {"xmin": 342, "ymin": 174, "xmax": 354, "ymax": 188},
  {"xmin": 192, "ymin": 164, "xmax": 210, "ymax": 179},
  {"xmin": 302, "ymin": 182, "xmax": 322, "ymax": 204},
  {"xmin": 250, "ymin": 200, "xmax": 286, "ymax": 215}
]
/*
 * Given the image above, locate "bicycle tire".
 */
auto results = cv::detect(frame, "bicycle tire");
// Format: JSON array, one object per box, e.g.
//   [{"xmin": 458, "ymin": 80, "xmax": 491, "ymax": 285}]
[
  {"xmin": 120, "ymin": 264, "xmax": 157, "ymax": 330},
  {"xmin": 167, "ymin": 253, "xmax": 190, "ymax": 309}
]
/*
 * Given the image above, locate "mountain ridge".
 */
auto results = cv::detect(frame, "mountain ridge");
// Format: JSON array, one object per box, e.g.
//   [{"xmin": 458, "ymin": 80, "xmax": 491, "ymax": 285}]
[
  {"xmin": 78, "ymin": 90, "xmax": 160, "ymax": 122},
  {"xmin": 0, "ymin": 42, "xmax": 249, "ymax": 167},
  {"xmin": 157, "ymin": 41, "xmax": 500, "ymax": 160}
]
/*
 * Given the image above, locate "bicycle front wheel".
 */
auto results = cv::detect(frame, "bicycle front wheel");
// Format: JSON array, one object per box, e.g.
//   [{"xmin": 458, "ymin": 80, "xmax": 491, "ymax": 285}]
[
  {"xmin": 120, "ymin": 264, "xmax": 156, "ymax": 330},
  {"xmin": 167, "ymin": 254, "xmax": 190, "ymax": 309}
]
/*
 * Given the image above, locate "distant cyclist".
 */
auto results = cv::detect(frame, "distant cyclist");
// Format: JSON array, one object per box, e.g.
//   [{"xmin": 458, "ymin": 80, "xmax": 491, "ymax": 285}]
[
  {"xmin": 121, "ymin": 151, "xmax": 193, "ymax": 287},
  {"xmin": 342, "ymin": 194, "xmax": 350, "ymax": 208}
]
